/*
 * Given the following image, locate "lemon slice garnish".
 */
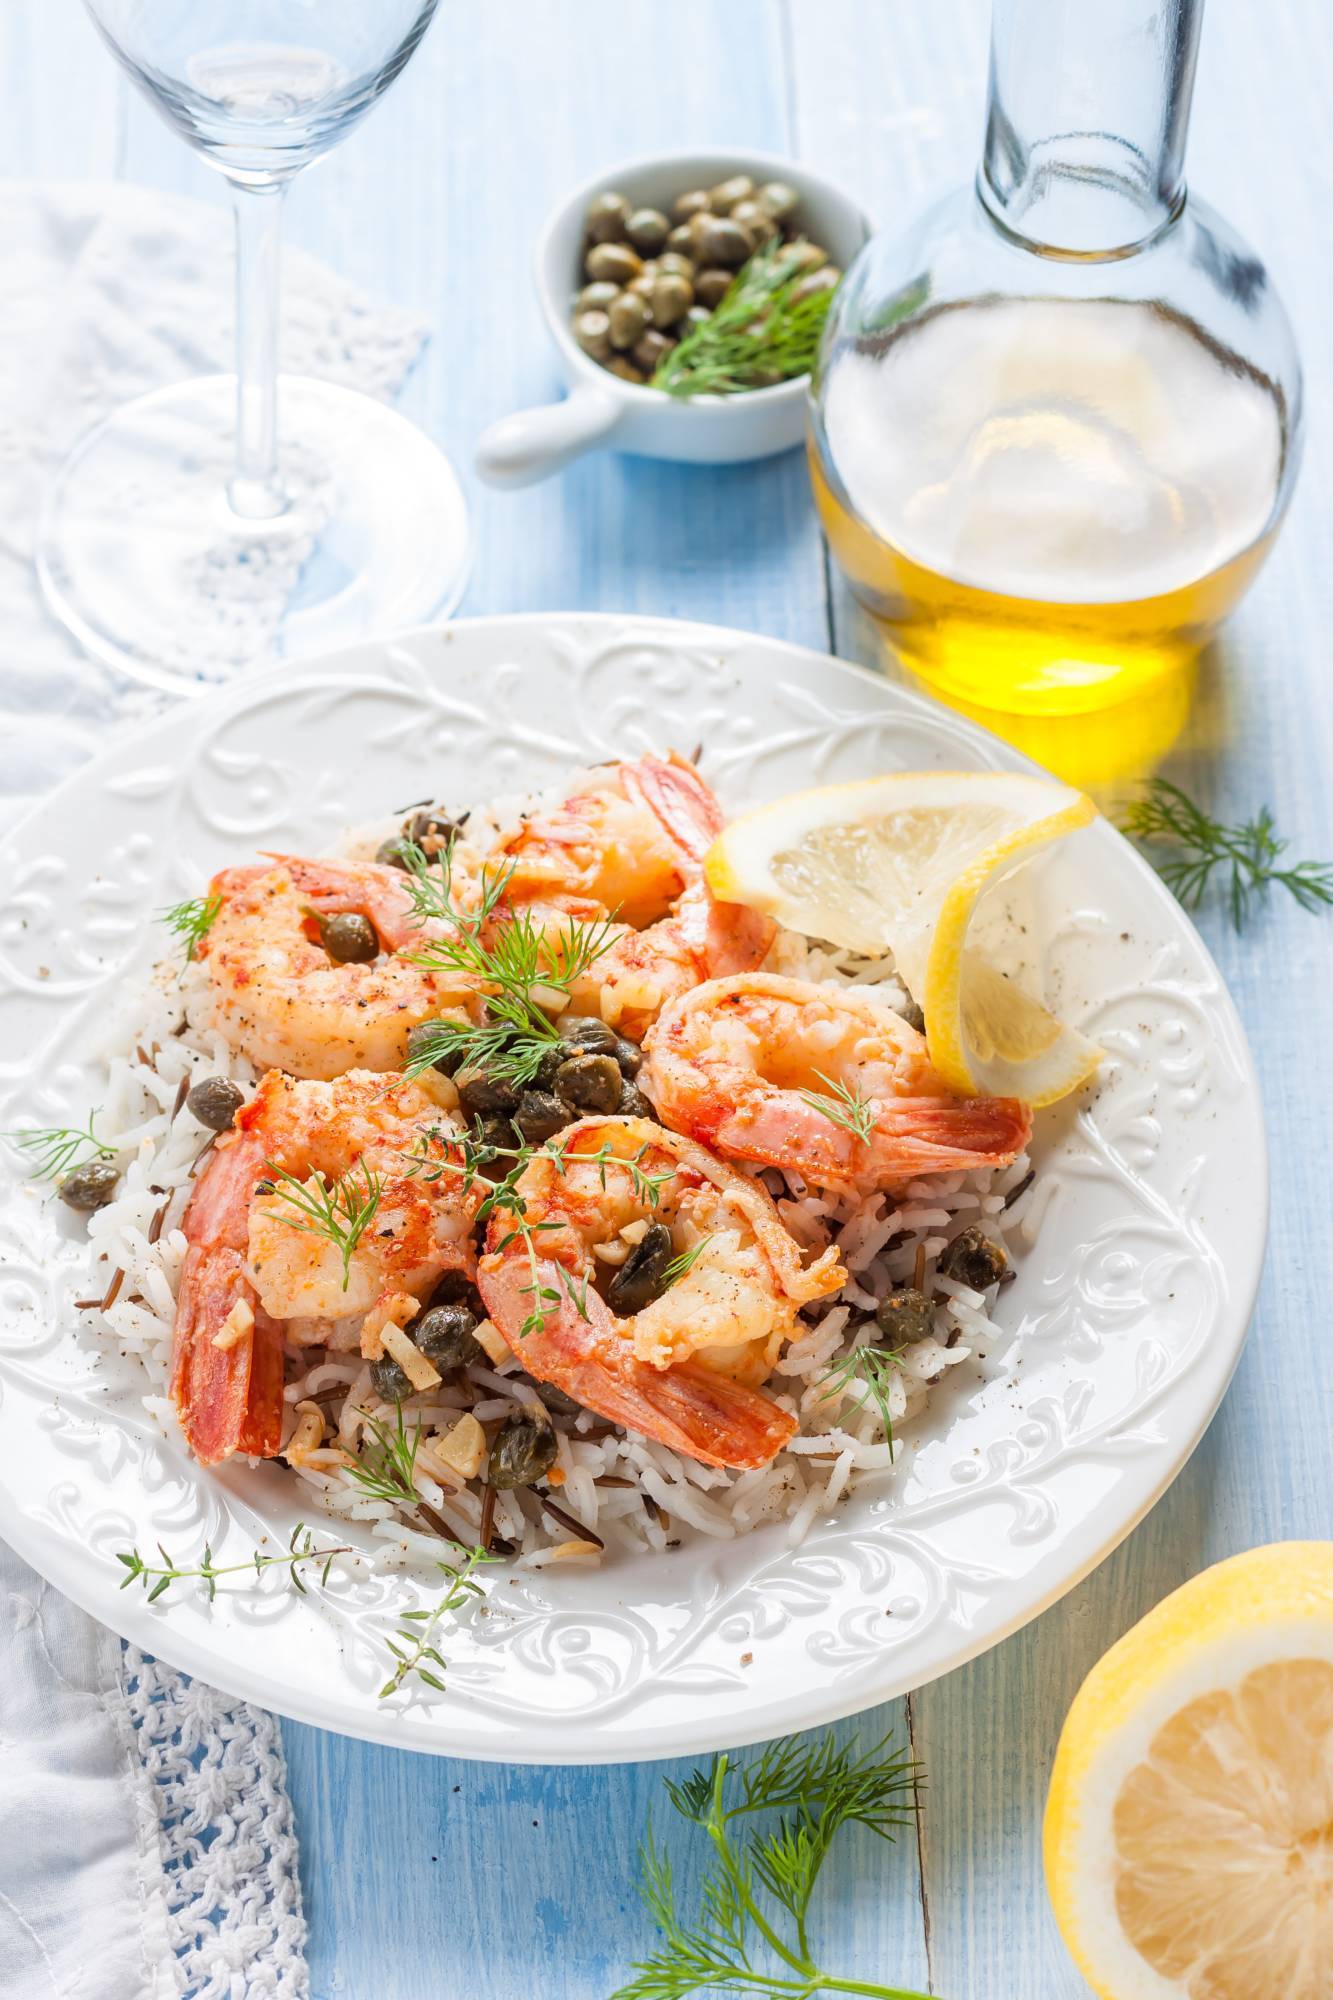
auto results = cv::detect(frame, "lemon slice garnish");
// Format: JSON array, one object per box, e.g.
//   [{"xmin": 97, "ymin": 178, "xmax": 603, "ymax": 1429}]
[
  {"xmin": 705, "ymin": 771, "xmax": 1101, "ymax": 1107},
  {"xmin": 1045, "ymin": 1543, "xmax": 1333, "ymax": 2000}
]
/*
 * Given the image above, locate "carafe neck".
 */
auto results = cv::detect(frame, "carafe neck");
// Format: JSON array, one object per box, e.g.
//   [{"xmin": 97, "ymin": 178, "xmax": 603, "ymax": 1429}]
[{"xmin": 979, "ymin": 0, "xmax": 1204, "ymax": 260}]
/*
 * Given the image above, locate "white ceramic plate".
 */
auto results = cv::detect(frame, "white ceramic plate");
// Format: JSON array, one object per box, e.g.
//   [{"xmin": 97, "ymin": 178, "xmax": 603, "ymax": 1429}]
[{"xmin": 0, "ymin": 615, "xmax": 1265, "ymax": 1762}]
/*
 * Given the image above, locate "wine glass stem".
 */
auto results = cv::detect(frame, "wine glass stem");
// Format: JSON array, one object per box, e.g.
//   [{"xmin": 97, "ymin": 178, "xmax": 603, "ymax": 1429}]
[{"xmin": 229, "ymin": 180, "xmax": 289, "ymax": 520}]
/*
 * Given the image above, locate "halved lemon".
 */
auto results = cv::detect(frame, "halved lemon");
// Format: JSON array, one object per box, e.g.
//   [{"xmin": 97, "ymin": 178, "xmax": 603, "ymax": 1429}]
[
  {"xmin": 1045, "ymin": 1543, "xmax": 1333, "ymax": 2000},
  {"xmin": 705, "ymin": 771, "xmax": 1101, "ymax": 1106}
]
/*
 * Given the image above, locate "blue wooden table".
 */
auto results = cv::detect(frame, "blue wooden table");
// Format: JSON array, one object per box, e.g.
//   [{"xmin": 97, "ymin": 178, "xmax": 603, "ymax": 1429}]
[{"xmin": 5, "ymin": 4, "xmax": 1330, "ymax": 1994}]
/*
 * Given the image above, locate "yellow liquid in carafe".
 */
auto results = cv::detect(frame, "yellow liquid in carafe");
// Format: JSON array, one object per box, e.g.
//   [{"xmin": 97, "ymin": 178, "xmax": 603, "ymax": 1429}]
[{"xmin": 811, "ymin": 297, "xmax": 1287, "ymax": 722}]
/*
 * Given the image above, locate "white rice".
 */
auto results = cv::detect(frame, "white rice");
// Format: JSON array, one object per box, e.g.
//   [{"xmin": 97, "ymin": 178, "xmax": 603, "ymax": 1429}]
[{"xmin": 73, "ymin": 793, "xmax": 1032, "ymax": 1570}]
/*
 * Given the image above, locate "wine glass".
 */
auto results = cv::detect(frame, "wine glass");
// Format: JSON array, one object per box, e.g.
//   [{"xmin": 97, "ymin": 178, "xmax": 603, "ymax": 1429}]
[{"xmin": 37, "ymin": 0, "xmax": 469, "ymax": 694}]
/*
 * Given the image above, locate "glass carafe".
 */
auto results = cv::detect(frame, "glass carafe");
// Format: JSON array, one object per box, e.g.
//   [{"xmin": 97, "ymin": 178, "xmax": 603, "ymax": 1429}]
[{"xmin": 808, "ymin": 0, "xmax": 1302, "ymax": 773}]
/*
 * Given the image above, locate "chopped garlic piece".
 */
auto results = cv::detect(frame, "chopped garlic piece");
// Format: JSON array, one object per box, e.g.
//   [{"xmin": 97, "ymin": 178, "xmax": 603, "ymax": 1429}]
[
  {"xmin": 283, "ymin": 1399, "xmax": 325, "ymax": 1467},
  {"xmin": 473, "ymin": 1317, "xmax": 510, "ymax": 1366},
  {"xmin": 360, "ymin": 1290, "xmax": 420, "ymax": 1362},
  {"xmin": 380, "ymin": 1321, "xmax": 442, "ymax": 1392},
  {"xmin": 212, "ymin": 1297, "xmax": 254, "ymax": 1351},
  {"xmin": 432, "ymin": 1412, "xmax": 486, "ymax": 1480},
  {"xmin": 620, "ymin": 1218, "xmax": 650, "ymax": 1245},
  {"xmin": 591, "ymin": 1238, "xmax": 630, "ymax": 1266},
  {"xmin": 551, "ymin": 1539, "xmax": 602, "ymax": 1560}
]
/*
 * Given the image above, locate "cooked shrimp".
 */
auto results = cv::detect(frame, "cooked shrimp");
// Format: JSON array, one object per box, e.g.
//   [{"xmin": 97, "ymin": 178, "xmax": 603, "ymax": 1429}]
[
  {"xmin": 496, "ymin": 754, "xmax": 774, "ymax": 1039},
  {"xmin": 642, "ymin": 972, "xmax": 1032, "ymax": 1195},
  {"xmin": 196, "ymin": 855, "xmax": 479, "ymax": 1079},
  {"xmin": 172, "ymin": 1070, "xmax": 481, "ymax": 1465},
  {"xmin": 477, "ymin": 1116, "xmax": 843, "ymax": 1471}
]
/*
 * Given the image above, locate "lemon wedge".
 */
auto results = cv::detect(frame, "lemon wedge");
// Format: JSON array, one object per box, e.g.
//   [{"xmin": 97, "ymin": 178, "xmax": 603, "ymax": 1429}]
[
  {"xmin": 1045, "ymin": 1543, "xmax": 1333, "ymax": 2000},
  {"xmin": 705, "ymin": 771, "xmax": 1101, "ymax": 1106}
]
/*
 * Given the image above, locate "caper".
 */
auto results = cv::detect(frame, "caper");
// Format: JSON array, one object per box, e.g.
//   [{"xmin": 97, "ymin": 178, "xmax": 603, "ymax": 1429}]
[
  {"xmin": 656, "ymin": 251, "xmax": 696, "ymax": 281},
  {"xmin": 627, "ymin": 270, "xmax": 658, "ymax": 301},
  {"xmin": 405, "ymin": 805, "xmax": 465, "ymax": 851},
  {"xmin": 673, "ymin": 188, "xmax": 711, "ymax": 222},
  {"xmin": 666, "ymin": 223, "xmax": 695, "ymax": 257},
  {"xmin": 573, "ymin": 308, "xmax": 613, "ymax": 362},
  {"xmin": 512, "ymin": 1089, "xmax": 569, "ymax": 1143},
  {"xmin": 649, "ymin": 273, "xmax": 694, "ymax": 329},
  {"xmin": 554, "ymin": 1052, "xmax": 623, "ymax": 1114},
  {"xmin": 186, "ymin": 1076, "xmax": 245, "ymax": 1132},
  {"xmin": 607, "ymin": 291, "xmax": 649, "ymax": 351},
  {"xmin": 375, "ymin": 835, "xmax": 416, "ymax": 870},
  {"xmin": 604, "ymin": 356, "xmax": 647, "ymax": 384},
  {"xmin": 456, "ymin": 1066, "xmax": 520, "ymax": 1115},
  {"xmin": 577, "ymin": 280, "xmax": 620, "ymax": 314},
  {"xmin": 708, "ymin": 173, "xmax": 756, "ymax": 214},
  {"xmin": 586, "ymin": 190, "xmax": 631, "ymax": 244},
  {"xmin": 59, "ymin": 1160, "xmax": 120, "ymax": 1212},
  {"xmin": 791, "ymin": 265, "xmax": 841, "ymax": 303},
  {"xmin": 785, "ymin": 238, "xmax": 828, "ymax": 273},
  {"xmin": 632, "ymin": 329, "xmax": 675, "ymax": 375},
  {"xmin": 693, "ymin": 266, "xmax": 734, "ymax": 311},
  {"xmin": 626, "ymin": 206, "xmax": 669, "ymax": 256},
  {"xmin": 731, "ymin": 198, "xmax": 779, "ymax": 246},
  {"xmin": 875, "ymin": 1287, "xmax": 937, "ymax": 1347},
  {"xmin": 585, "ymin": 242, "xmax": 642, "ymax": 286},
  {"xmin": 558, "ymin": 1014, "xmax": 620, "ymax": 1055},
  {"xmin": 405, "ymin": 1021, "xmax": 463, "ymax": 1076},
  {"xmin": 530, "ymin": 1043, "xmax": 566, "ymax": 1090},
  {"xmin": 617, "ymin": 1080, "xmax": 656, "ymax": 1118},
  {"xmin": 612, "ymin": 1035, "xmax": 642, "ymax": 1076},
  {"xmin": 606, "ymin": 1222, "xmax": 674, "ymax": 1314},
  {"xmin": 318, "ymin": 912, "xmax": 378, "ymax": 963},
  {"xmin": 488, "ymin": 1410, "xmax": 558, "ymax": 1490},
  {"xmin": 937, "ymin": 1225, "xmax": 1009, "ymax": 1292},
  {"xmin": 415, "ymin": 1301, "xmax": 482, "ymax": 1372},
  {"xmin": 758, "ymin": 179, "xmax": 800, "ymax": 222},
  {"xmin": 690, "ymin": 214, "xmax": 752, "ymax": 269},
  {"xmin": 682, "ymin": 304, "xmax": 711, "ymax": 332},
  {"xmin": 474, "ymin": 1111, "xmax": 518, "ymax": 1152}
]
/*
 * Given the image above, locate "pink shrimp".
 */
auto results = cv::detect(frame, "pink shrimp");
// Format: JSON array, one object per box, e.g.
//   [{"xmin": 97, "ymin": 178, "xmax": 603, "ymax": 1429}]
[
  {"xmin": 195, "ymin": 854, "xmax": 479, "ymax": 1079},
  {"xmin": 172, "ymin": 1070, "xmax": 481, "ymax": 1466},
  {"xmin": 476, "ymin": 1116, "xmax": 843, "ymax": 1471},
  {"xmin": 641, "ymin": 972, "xmax": 1032, "ymax": 1195},
  {"xmin": 496, "ymin": 754, "xmax": 774, "ymax": 1040}
]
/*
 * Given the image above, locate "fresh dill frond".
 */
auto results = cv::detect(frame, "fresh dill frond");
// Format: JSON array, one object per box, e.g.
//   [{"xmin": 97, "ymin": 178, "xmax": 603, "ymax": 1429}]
[
  {"xmin": 651, "ymin": 239, "xmax": 837, "ymax": 400},
  {"xmin": 162, "ymin": 890, "xmax": 222, "ymax": 964},
  {"xmin": 1121, "ymin": 779, "xmax": 1333, "ymax": 930},
  {"xmin": 400, "ymin": 1014, "xmax": 554, "ymax": 1092},
  {"xmin": 115, "ymin": 1522, "xmax": 351, "ymax": 1604},
  {"xmin": 5, "ymin": 1110, "xmax": 115, "ymax": 1182},
  {"xmin": 346, "ymin": 1399, "xmax": 424, "ymax": 1508},
  {"xmin": 660, "ymin": 1234, "xmax": 715, "ymax": 1291},
  {"xmin": 259, "ymin": 1159, "xmax": 383, "ymax": 1290},
  {"xmin": 615, "ymin": 1732, "xmax": 927, "ymax": 2000},
  {"xmin": 377, "ymin": 1547, "xmax": 490, "ymax": 1700},
  {"xmin": 817, "ymin": 1341, "xmax": 906, "ymax": 1446},
  {"xmin": 797, "ymin": 1069, "xmax": 876, "ymax": 1145}
]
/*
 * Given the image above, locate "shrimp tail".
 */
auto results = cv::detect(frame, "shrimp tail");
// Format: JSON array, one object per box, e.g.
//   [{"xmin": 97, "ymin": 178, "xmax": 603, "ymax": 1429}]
[
  {"xmin": 624, "ymin": 755, "xmax": 777, "ymax": 978},
  {"xmin": 171, "ymin": 1245, "xmax": 284, "ymax": 1464},
  {"xmin": 622, "ymin": 753, "xmax": 723, "ymax": 861}
]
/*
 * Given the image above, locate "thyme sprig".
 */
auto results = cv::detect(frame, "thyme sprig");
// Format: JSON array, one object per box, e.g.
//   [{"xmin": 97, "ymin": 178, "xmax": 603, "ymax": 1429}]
[
  {"xmin": 378, "ymin": 1547, "xmax": 490, "ymax": 1700},
  {"xmin": 5, "ymin": 1110, "xmax": 115, "ymax": 1182},
  {"xmin": 258, "ymin": 1159, "xmax": 384, "ymax": 1290},
  {"xmin": 1121, "ymin": 780, "xmax": 1333, "ymax": 930},
  {"xmin": 661, "ymin": 1234, "xmax": 715, "ymax": 1291},
  {"xmin": 162, "ymin": 891, "xmax": 222, "ymax": 964},
  {"xmin": 614, "ymin": 1732, "xmax": 927, "ymax": 2000},
  {"xmin": 115, "ymin": 1522, "xmax": 351, "ymax": 1603},
  {"xmin": 818, "ymin": 1341, "xmax": 906, "ymax": 1446},
  {"xmin": 651, "ymin": 240, "xmax": 837, "ymax": 399},
  {"xmin": 798, "ymin": 1071, "xmax": 876, "ymax": 1145}
]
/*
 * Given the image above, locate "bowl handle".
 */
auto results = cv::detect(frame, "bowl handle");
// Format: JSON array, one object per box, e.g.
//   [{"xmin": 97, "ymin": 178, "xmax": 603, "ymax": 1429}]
[{"xmin": 474, "ymin": 383, "xmax": 623, "ymax": 488}]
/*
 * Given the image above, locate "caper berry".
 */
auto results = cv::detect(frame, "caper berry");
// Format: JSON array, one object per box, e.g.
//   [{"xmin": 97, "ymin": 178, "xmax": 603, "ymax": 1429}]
[
  {"xmin": 488, "ymin": 1410, "xmax": 558, "ymax": 1490},
  {"xmin": 59, "ymin": 1160, "xmax": 120, "ymax": 1212},
  {"xmin": 375, "ymin": 835, "xmax": 416, "ymax": 870},
  {"xmin": 573, "ymin": 308, "xmax": 612, "ymax": 362},
  {"xmin": 555, "ymin": 1052, "xmax": 623, "ymax": 1114},
  {"xmin": 457, "ymin": 1067, "xmax": 520, "ymax": 1115},
  {"xmin": 318, "ymin": 912, "xmax": 378, "ymax": 964},
  {"xmin": 577, "ymin": 280, "xmax": 620, "ymax": 313},
  {"xmin": 558, "ymin": 1013, "xmax": 620, "ymax": 1055},
  {"xmin": 758, "ymin": 179, "xmax": 800, "ymax": 221},
  {"xmin": 690, "ymin": 214, "xmax": 752, "ymax": 268},
  {"xmin": 405, "ymin": 1021, "xmax": 463, "ymax": 1076},
  {"xmin": 585, "ymin": 241, "xmax": 642, "ymax": 286},
  {"xmin": 937, "ymin": 1225, "xmax": 1009, "ymax": 1292},
  {"xmin": 693, "ymin": 266, "xmax": 734, "ymax": 311},
  {"xmin": 673, "ymin": 188, "xmax": 711, "ymax": 222},
  {"xmin": 606, "ymin": 1222, "xmax": 674, "ymax": 1314},
  {"xmin": 632, "ymin": 329, "xmax": 675, "ymax": 375},
  {"xmin": 875, "ymin": 1287, "xmax": 937, "ymax": 1347},
  {"xmin": 625, "ymin": 206, "xmax": 669, "ymax": 256},
  {"xmin": 708, "ymin": 173, "xmax": 755, "ymax": 213},
  {"xmin": 512, "ymin": 1090, "xmax": 569, "ymax": 1143},
  {"xmin": 607, "ymin": 291, "xmax": 649, "ymax": 351},
  {"xmin": 186, "ymin": 1076, "xmax": 245, "ymax": 1132},
  {"xmin": 586, "ymin": 190, "xmax": 631, "ymax": 244}
]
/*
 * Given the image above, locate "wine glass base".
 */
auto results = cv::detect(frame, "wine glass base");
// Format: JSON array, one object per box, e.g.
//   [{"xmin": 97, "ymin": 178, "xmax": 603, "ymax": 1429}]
[{"xmin": 37, "ymin": 374, "xmax": 471, "ymax": 696}]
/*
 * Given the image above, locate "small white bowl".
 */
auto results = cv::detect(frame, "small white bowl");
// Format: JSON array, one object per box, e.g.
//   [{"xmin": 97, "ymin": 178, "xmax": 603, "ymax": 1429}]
[{"xmin": 474, "ymin": 148, "xmax": 869, "ymax": 488}]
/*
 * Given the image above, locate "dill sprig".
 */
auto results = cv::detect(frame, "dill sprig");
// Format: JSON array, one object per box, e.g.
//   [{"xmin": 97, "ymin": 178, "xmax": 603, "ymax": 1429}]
[
  {"xmin": 346, "ymin": 1399, "xmax": 423, "ymax": 1508},
  {"xmin": 5, "ymin": 1110, "xmax": 115, "ymax": 1182},
  {"xmin": 661, "ymin": 1234, "xmax": 715, "ymax": 1291},
  {"xmin": 1121, "ymin": 780, "xmax": 1333, "ymax": 930},
  {"xmin": 818, "ymin": 1341, "xmax": 906, "ymax": 1445},
  {"xmin": 378, "ymin": 1547, "xmax": 490, "ymax": 1700},
  {"xmin": 798, "ymin": 1071, "xmax": 876, "ymax": 1145},
  {"xmin": 258, "ymin": 1159, "xmax": 383, "ymax": 1290},
  {"xmin": 115, "ymin": 1522, "xmax": 351, "ymax": 1603},
  {"xmin": 615, "ymin": 1732, "xmax": 927, "ymax": 2000},
  {"xmin": 651, "ymin": 240, "xmax": 837, "ymax": 400},
  {"xmin": 162, "ymin": 890, "xmax": 222, "ymax": 964}
]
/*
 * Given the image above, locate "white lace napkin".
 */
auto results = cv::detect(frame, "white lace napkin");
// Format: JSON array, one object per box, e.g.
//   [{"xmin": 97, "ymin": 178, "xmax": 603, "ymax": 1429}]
[{"xmin": 0, "ymin": 180, "xmax": 431, "ymax": 1999}]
